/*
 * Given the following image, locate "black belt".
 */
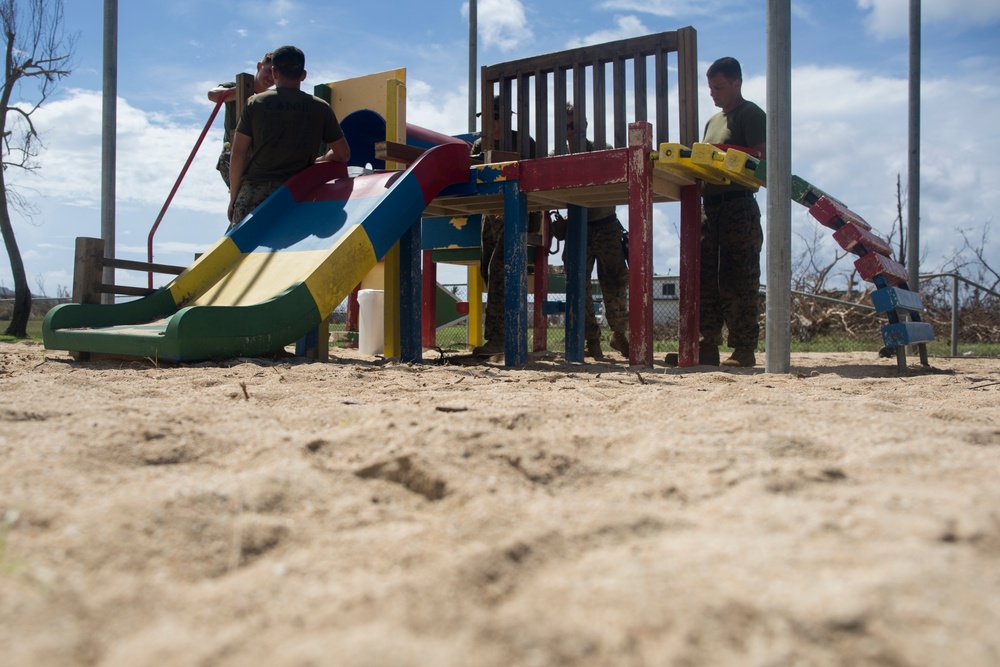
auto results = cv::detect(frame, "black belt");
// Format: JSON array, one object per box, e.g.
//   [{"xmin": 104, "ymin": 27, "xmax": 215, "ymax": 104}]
[{"xmin": 704, "ymin": 190, "xmax": 755, "ymax": 206}]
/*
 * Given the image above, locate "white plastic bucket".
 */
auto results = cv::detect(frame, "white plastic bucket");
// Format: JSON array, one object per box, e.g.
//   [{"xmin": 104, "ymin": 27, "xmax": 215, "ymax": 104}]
[{"xmin": 357, "ymin": 289, "xmax": 385, "ymax": 356}]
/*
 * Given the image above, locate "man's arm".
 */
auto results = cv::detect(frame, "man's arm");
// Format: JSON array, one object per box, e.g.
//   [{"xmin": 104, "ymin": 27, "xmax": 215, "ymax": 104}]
[
  {"xmin": 207, "ymin": 83, "xmax": 234, "ymax": 103},
  {"xmin": 316, "ymin": 136, "xmax": 351, "ymax": 164},
  {"xmin": 228, "ymin": 132, "xmax": 251, "ymax": 224}
]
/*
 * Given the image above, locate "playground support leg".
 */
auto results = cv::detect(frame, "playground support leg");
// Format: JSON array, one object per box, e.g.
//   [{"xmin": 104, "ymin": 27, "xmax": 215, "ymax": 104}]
[
  {"xmin": 399, "ymin": 221, "xmax": 422, "ymax": 363},
  {"xmin": 564, "ymin": 205, "xmax": 587, "ymax": 363},
  {"xmin": 678, "ymin": 184, "xmax": 701, "ymax": 366},
  {"xmin": 502, "ymin": 180, "xmax": 529, "ymax": 367},
  {"xmin": 422, "ymin": 250, "xmax": 436, "ymax": 349},
  {"xmin": 468, "ymin": 267, "xmax": 484, "ymax": 348},
  {"xmin": 627, "ymin": 122, "xmax": 654, "ymax": 367},
  {"xmin": 383, "ymin": 244, "xmax": 401, "ymax": 358}
]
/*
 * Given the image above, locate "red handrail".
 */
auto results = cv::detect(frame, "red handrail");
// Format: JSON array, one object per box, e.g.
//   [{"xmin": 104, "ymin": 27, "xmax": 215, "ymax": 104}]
[{"xmin": 146, "ymin": 88, "xmax": 234, "ymax": 288}]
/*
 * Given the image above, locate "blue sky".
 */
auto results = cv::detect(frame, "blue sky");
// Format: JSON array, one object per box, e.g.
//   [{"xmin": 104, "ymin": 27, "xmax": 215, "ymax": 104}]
[{"xmin": 4, "ymin": 0, "xmax": 1000, "ymax": 296}]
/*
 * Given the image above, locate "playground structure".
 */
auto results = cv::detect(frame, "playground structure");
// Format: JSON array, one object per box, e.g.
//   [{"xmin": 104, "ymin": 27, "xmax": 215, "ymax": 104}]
[{"xmin": 42, "ymin": 27, "xmax": 931, "ymax": 368}]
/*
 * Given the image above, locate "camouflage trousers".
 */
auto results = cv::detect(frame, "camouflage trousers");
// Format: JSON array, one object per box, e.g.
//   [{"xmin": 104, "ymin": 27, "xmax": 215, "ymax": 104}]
[
  {"xmin": 479, "ymin": 211, "xmax": 542, "ymax": 342},
  {"xmin": 231, "ymin": 179, "xmax": 284, "ymax": 229},
  {"xmin": 699, "ymin": 196, "xmax": 763, "ymax": 349},
  {"xmin": 480, "ymin": 213, "xmax": 506, "ymax": 342},
  {"xmin": 216, "ymin": 147, "xmax": 232, "ymax": 188},
  {"xmin": 585, "ymin": 215, "xmax": 629, "ymax": 343}
]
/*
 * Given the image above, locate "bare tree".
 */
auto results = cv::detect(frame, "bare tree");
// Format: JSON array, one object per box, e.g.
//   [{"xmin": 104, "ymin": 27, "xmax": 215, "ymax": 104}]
[
  {"xmin": 0, "ymin": 0, "xmax": 75, "ymax": 337},
  {"xmin": 948, "ymin": 220, "xmax": 1000, "ymax": 292}
]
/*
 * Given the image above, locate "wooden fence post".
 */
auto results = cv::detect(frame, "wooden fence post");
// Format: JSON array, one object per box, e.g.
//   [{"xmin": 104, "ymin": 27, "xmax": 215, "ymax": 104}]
[{"xmin": 73, "ymin": 237, "xmax": 105, "ymax": 305}]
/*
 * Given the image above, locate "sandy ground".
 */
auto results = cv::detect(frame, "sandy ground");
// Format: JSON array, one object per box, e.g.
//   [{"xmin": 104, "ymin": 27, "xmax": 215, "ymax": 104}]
[{"xmin": 1, "ymin": 339, "xmax": 998, "ymax": 666}]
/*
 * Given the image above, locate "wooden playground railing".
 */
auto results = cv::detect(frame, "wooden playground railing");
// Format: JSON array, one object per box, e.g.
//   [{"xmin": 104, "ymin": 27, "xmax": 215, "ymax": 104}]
[
  {"xmin": 480, "ymin": 27, "xmax": 699, "ymax": 160},
  {"xmin": 73, "ymin": 237, "xmax": 184, "ymax": 305}
]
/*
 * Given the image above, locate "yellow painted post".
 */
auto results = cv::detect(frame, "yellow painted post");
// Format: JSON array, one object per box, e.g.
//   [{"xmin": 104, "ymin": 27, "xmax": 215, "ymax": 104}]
[
  {"xmin": 382, "ymin": 77, "xmax": 406, "ymax": 358},
  {"xmin": 467, "ymin": 266, "xmax": 484, "ymax": 348}
]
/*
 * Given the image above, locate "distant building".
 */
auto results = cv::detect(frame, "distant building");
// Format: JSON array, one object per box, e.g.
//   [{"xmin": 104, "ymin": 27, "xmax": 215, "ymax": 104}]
[{"xmin": 552, "ymin": 276, "xmax": 681, "ymax": 327}]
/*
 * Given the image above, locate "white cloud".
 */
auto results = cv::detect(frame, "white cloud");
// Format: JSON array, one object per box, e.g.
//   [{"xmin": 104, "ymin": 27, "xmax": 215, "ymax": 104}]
[
  {"xmin": 858, "ymin": 0, "xmax": 1000, "ymax": 40},
  {"xmin": 566, "ymin": 15, "xmax": 651, "ymax": 49},
  {"xmin": 476, "ymin": 0, "xmax": 533, "ymax": 52},
  {"xmin": 8, "ymin": 89, "xmax": 227, "ymax": 218}
]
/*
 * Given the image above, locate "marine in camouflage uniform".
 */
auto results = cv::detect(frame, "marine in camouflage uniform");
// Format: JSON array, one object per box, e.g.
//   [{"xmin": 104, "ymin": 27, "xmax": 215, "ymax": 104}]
[
  {"xmin": 697, "ymin": 56, "xmax": 766, "ymax": 367},
  {"xmin": 479, "ymin": 211, "xmax": 506, "ymax": 345},
  {"xmin": 563, "ymin": 102, "xmax": 630, "ymax": 358},
  {"xmin": 207, "ymin": 52, "xmax": 275, "ymax": 189},
  {"xmin": 583, "ymin": 206, "xmax": 629, "ymax": 356},
  {"xmin": 228, "ymin": 46, "xmax": 349, "ymax": 229}
]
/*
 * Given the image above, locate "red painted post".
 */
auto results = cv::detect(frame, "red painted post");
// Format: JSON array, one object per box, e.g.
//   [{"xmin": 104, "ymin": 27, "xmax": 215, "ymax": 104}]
[
  {"xmin": 678, "ymin": 184, "xmax": 701, "ymax": 366},
  {"xmin": 422, "ymin": 250, "xmax": 437, "ymax": 348},
  {"xmin": 627, "ymin": 122, "xmax": 654, "ymax": 367}
]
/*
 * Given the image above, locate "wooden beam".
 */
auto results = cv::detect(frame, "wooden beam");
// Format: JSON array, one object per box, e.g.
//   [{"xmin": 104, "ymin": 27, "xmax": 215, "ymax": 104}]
[{"xmin": 375, "ymin": 141, "xmax": 425, "ymax": 164}]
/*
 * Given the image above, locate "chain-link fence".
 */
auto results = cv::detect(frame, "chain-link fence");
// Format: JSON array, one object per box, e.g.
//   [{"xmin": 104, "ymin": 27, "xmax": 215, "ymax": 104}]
[
  {"xmin": 0, "ymin": 296, "xmax": 72, "ymax": 320},
  {"xmin": 426, "ymin": 273, "xmax": 1000, "ymax": 358},
  {"xmin": 14, "ymin": 276, "xmax": 994, "ymax": 358}
]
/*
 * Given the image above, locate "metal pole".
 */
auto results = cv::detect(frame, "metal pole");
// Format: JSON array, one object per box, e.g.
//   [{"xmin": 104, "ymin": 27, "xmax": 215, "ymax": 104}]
[
  {"xmin": 765, "ymin": 0, "xmax": 792, "ymax": 373},
  {"xmin": 468, "ymin": 0, "xmax": 477, "ymax": 133},
  {"xmin": 950, "ymin": 273, "xmax": 959, "ymax": 357},
  {"xmin": 101, "ymin": 0, "xmax": 118, "ymax": 304},
  {"xmin": 907, "ymin": 0, "xmax": 920, "ymax": 294}
]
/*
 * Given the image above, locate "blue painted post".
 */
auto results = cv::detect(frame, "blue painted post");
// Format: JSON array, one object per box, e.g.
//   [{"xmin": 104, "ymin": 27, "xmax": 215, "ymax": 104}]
[
  {"xmin": 502, "ymin": 180, "xmax": 529, "ymax": 366},
  {"xmin": 399, "ymin": 220, "xmax": 422, "ymax": 363},
  {"xmin": 563, "ymin": 204, "xmax": 588, "ymax": 362}
]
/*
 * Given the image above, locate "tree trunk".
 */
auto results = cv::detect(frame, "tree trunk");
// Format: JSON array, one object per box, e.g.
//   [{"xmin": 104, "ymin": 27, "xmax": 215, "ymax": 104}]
[{"xmin": 0, "ymin": 174, "xmax": 31, "ymax": 338}]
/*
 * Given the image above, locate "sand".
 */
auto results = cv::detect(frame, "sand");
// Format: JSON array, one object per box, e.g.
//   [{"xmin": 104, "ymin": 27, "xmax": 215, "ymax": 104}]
[{"xmin": 1, "ymin": 340, "xmax": 998, "ymax": 666}]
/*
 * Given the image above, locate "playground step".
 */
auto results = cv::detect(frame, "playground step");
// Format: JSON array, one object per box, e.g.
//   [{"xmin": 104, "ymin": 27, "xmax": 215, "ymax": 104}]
[
  {"xmin": 855, "ymin": 253, "xmax": 910, "ymax": 286},
  {"xmin": 871, "ymin": 286, "xmax": 925, "ymax": 316},
  {"xmin": 833, "ymin": 221, "xmax": 893, "ymax": 257},
  {"xmin": 789, "ymin": 175, "xmax": 831, "ymax": 206},
  {"xmin": 656, "ymin": 143, "xmax": 731, "ymax": 185},
  {"xmin": 690, "ymin": 143, "xmax": 764, "ymax": 189},
  {"xmin": 809, "ymin": 196, "xmax": 872, "ymax": 231},
  {"xmin": 881, "ymin": 321, "xmax": 935, "ymax": 348}
]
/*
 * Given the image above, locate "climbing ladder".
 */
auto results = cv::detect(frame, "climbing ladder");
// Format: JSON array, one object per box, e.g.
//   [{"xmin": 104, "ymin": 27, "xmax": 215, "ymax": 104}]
[{"xmin": 655, "ymin": 143, "xmax": 934, "ymax": 370}]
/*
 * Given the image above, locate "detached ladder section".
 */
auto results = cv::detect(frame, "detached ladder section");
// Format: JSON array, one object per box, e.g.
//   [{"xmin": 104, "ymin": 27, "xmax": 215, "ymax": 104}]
[
  {"xmin": 663, "ymin": 143, "xmax": 933, "ymax": 370},
  {"xmin": 795, "ymin": 180, "xmax": 933, "ymax": 370}
]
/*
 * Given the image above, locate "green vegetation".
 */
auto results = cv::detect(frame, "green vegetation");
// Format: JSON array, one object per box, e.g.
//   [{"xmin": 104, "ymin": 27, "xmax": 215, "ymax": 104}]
[{"xmin": 0, "ymin": 317, "xmax": 43, "ymax": 342}]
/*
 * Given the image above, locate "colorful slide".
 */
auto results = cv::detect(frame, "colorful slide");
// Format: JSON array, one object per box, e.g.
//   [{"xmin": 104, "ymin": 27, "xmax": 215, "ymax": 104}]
[{"xmin": 43, "ymin": 140, "xmax": 472, "ymax": 361}]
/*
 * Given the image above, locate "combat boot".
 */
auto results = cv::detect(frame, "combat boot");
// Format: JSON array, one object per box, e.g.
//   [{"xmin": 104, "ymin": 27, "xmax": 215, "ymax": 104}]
[
  {"xmin": 586, "ymin": 339, "xmax": 605, "ymax": 359},
  {"xmin": 609, "ymin": 332, "xmax": 630, "ymax": 358},
  {"xmin": 472, "ymin": 338, "xmax": 504, "ymax": 357},
  {"xmin": 664, "ymin": 341, "xmax": 719, "ymax": 367},
  {"xmin": 721, "ymin": 347, "xmax": 756, "ymax": 367}
]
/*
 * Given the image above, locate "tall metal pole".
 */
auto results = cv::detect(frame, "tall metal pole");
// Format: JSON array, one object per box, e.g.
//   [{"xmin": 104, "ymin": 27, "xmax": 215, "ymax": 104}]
[
  {"xmin": 101, "ymin": 0, "xmax": 118, "ymax": 303},
  {"xmin": 468, "ymin": 0, "xmax": 477, "ymax": 133},
  {"xmin": 765, "ymin": 0, "xmax": 792, "ymax": 373},
  {"xmin": 906, "ymin": 0, "xmax": 921, "ymax": 293}
]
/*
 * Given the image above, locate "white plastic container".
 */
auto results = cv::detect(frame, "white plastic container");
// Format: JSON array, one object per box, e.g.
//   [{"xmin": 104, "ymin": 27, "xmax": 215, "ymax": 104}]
[{"xmin": 357, "ymin": 289, "xmax": 385, "ymax": 356}]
